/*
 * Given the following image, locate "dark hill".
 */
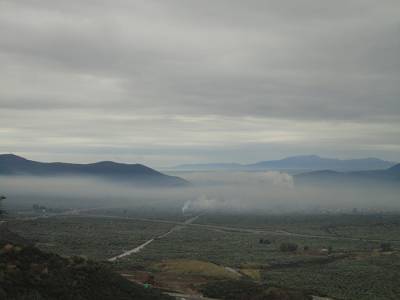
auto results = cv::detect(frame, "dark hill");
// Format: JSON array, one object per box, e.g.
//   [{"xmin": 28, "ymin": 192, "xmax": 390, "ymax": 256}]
[
  {"xmin": 0, "ymin": 226, "xmax": 32, "ymax": 246},
  {"xmin": 0, "ymin": 238, "xmax": 172, "ymax": 300},
  {"xmin": 0, "ymin": 154, "xmax": 188, "ymax": 187}
]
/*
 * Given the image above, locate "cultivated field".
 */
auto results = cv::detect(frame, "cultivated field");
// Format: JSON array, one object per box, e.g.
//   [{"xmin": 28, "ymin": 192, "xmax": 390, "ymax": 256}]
[
  {"xmin": 8, "ymin": 215, "xmax": 175, "ymax": 259},
  {"xmin": 6, "ymin": 210, "xmax": 400, "ymax": 299}
]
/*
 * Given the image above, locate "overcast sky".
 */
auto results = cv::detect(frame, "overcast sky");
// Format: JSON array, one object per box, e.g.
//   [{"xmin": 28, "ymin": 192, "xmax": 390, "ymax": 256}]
[{"xmin": 1, "ymin": 0, "xmax": 399, "ymax": 166}]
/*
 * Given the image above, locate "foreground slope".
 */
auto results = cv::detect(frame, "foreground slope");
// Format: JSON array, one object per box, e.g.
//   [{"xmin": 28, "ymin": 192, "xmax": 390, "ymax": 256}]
[
  {"xmin": 0, "ymin": 231, "xmax": 172, "ymax": 300},
  {"xmin": 0, "ymin": 154, "xmax": 188, "ymax": 187}
]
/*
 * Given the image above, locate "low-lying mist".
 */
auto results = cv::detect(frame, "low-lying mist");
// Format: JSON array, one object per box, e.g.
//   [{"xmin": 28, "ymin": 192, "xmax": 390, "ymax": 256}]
[{"xmin": 1, "ymin": 171, "xmax": 399, "ymax": 215}]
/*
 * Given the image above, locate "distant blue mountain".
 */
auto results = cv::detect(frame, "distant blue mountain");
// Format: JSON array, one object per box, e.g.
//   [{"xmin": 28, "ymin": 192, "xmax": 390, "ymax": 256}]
[
  {"xmin": 294, "ymin": 163, "xmax": 400, "ymax": 186},
  {"xmin": 388, "ymin": 163, "xmax": 400, "ymax": 173},
  {"xmin": 170, "ymin": 162, "xmax": 243, "ymax": 171},
  {"xmin": 246, "ymin": 155, "xmax": 396, "ymax": 171},
  {"xmin": 0, "ymin": 154, "xmax": 188, "ymax": 187},
  {"xmin": 172, "ymin": 155, "xmax": 397, "ymax": 171}
]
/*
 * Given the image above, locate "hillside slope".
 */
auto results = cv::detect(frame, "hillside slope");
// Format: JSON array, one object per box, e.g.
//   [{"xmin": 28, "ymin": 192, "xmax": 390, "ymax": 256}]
[
  {"xmin": 0, "ymin": 154, "xmax": 188, "ymax": 187},
  {"xmin": 0, "ymin": 234, "xmax": 172, "ymax": 300}
]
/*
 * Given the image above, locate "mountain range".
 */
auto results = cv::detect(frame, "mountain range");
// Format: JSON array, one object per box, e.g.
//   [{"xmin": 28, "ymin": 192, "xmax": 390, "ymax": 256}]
[
  {"xmin": 294, "ymin": 163, "xmax": 400, "ymax": 186},
  {"xmin": 171, "ymin": 155, "xmax": 397, "ymax": 172},
  {"xmin": 0, "ymin": 154, "xmax": 188, "ymax": 187}
]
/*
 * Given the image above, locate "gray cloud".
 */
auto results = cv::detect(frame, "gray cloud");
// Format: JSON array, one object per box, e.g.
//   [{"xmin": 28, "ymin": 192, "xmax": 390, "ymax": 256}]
[{"xmin": 0, "ymin": 0, "xmax": 399, "ymax": 164}]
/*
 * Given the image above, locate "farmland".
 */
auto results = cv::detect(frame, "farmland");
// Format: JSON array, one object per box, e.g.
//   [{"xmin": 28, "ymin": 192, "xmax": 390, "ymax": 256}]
[
  {"xmin": 8, "ymin": 215, "xmax": 175, "ymax": 259},
  {"xmin": 5, "ymin": 210, "xmax": 400, "ymax": 299}
]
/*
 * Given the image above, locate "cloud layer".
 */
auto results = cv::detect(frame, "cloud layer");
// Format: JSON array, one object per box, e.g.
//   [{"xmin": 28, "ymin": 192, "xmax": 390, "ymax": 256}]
[{"xmin": 1, "ymin": 1, "xmax": 399, "ymax": 165}]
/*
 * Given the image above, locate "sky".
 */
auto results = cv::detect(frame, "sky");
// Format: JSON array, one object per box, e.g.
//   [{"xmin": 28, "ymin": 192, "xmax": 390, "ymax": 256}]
[{"xmin": 1, "ymin": 0, "xmax": 399, "ymax": 167}]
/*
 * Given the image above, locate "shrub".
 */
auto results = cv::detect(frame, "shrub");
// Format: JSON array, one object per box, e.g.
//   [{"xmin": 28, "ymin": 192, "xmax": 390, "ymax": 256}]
[
  {"xmin": 201, "ymin": 279, "xmax": 311, "ymax": 300},
  {"xmin": 380, "ymin": 243, "xmax": 392, "ymax": 252},
  {"xmin": 280, "ymin": 242, "xmax": 298, "ymax": 252}
]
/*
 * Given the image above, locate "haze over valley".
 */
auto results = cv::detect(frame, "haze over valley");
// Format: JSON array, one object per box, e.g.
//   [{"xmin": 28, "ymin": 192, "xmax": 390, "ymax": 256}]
[
  {"xmin": 1, "ymin": 153, "xmax": 399, "ymax": 216},
  {"xmin": 1, "ymin": 1, "xmax": 400, "ymax": 299}
]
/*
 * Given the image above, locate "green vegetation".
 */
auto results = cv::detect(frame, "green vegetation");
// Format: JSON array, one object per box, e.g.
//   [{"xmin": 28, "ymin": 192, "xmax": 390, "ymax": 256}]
[
  {"xmin": 152, "ymin": 259, "xmax": 240, "ymax": 280},
  {"xmin": 0, "ymin": 195, "xmax": 6, "ymax": 216},
  {"xmin": 0, "ymin": 241, "xmax": 172, "ymax": 300},
  {"xmin": 119, "ymin": 224, "xmax": 380, "ymax": 268},
  {"xmin": 279, "ymin": 242, "xmax": 298, "ymax": 252},
  {"xmin": 9, "ymin": 216, "xmax": 175, "ymax": 260},
  {"xmin": 114, "ymin": 213, "xmax": 399, "ymax": 299},
  {"xmin": 83, "ymin": 207, "xmax": 187, "ymax": 222},
  {"xmin": 264, "ymin": 253, "xmax": 400, "ymax": 300},
  {"xmin": 196, "ymin": 213, "xmax": 400, "ymax": 241},
  {"xmin": 4, "ymin": 212, "xmax": 400, "ymax": 299},
  {"xmin": 201, "ymin": 279, "xmax": 311, "ymax": 300},
  {"xmin": 380, "ymin": 242, "xmax": 392, "ymax": 252}
]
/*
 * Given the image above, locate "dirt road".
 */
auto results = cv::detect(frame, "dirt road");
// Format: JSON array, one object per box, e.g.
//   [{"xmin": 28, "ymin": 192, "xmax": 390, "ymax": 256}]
[
  {"xmin": 108, "ymin": 215, "xmax": 200, "ymax": 261},
  {"xmin": 166, "ymin": 292, "xmax": 218, "ymax": 300}
]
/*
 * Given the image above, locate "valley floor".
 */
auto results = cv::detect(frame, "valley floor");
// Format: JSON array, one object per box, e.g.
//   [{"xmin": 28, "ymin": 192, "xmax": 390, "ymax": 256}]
[{"xmin": 5, "ymin": 209, "xmax": 400, "ymax": 300}]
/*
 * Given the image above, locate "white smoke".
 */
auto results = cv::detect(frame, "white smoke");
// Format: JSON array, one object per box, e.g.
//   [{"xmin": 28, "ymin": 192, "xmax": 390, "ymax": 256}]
[
  {"xmin": 182, "ymin": 200, "xmax": 191, "ymax": 214},
  {"xmin": 179, "ymin": 171, "xmax": 294, "ymax": 188},
  {"xmin": 257, "ymin": 171, "xmax": 294, "ymax": 188},
  {"xmin": 179, "ymin": 172, "xmax": 295, "ymax": 214},
  {"xmin": 182, "ymin": 195, "xmax": 228, "ymax": 215}
]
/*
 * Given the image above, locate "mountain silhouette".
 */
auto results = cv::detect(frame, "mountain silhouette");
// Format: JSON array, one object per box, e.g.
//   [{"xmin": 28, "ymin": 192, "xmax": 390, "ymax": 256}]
[
  {"xmin": 172, "ymin": 155, "xmax": 396, "ymax": 171},
  {"xmin": 0, "ymin": 154, "xmax": 188, "ymax": 187},
  {"xmin": 295, "ymin": 163, "xmax": 400, "ymax": 186}
]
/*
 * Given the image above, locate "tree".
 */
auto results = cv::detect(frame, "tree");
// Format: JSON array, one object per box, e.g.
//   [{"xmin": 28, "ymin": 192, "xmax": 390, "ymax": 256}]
[
  {"xmin": 280, "ymin": 242, "xmax": 298, "ymax": 252},
  {"xmin": 380, "ymin": 243, "xmax": 392, "ymax": 252},
  {"xmin": 0, "ymin": 195, "xmax": 6, "ymax": 216},
  {"xmin": 259, "ymin": 238, "xmax": 271, "ymax": 245}
]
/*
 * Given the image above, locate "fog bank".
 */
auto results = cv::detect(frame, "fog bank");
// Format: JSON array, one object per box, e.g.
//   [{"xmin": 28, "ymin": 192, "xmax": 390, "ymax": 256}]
[{"xmin": 1, "ymin": 171, "xmax": 399, "ymax": 214}]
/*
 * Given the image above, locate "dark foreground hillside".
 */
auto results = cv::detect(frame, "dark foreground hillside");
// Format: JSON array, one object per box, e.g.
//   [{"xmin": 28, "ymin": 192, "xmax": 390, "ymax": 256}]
[{"xmin": 0, "ymin": 236, "xmax": 172, "ymax": 300}]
